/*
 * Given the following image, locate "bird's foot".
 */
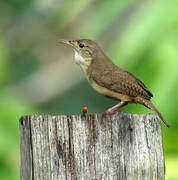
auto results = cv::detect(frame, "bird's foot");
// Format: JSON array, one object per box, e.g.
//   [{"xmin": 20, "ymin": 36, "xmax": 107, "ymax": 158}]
[{"xmin": 103, "ymin": 109, "xmax": 118, "ymax": 116}]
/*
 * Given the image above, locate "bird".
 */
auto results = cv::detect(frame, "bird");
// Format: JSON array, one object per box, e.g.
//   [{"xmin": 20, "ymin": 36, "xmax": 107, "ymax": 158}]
[{"xmin": 59, "ymin": 38, "xmax": 170, "ymax": 128}]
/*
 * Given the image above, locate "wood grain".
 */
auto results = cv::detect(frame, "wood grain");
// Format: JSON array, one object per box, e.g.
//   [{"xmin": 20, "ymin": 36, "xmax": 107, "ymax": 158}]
[{"xmin": 20, "ymin": 113, "xmax": 165, "ymax": 180}]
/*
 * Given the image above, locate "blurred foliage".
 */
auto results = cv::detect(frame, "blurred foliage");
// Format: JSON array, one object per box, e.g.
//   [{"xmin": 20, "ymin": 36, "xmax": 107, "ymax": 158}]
[{"xmin": 0, "ymin": 0, "xmax": 178, "ymax": 179}]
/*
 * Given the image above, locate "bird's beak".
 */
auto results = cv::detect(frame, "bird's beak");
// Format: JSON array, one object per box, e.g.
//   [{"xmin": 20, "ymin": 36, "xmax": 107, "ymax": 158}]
[{"xmin": 59, "ymin": 38, "xmax": 76, "ymax": 48}]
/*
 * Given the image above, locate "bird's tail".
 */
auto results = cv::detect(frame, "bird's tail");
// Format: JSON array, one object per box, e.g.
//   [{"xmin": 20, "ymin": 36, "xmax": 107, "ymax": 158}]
[{"xmin": 135, "ymin": 97, "xmax": 170, "ymax": 128}]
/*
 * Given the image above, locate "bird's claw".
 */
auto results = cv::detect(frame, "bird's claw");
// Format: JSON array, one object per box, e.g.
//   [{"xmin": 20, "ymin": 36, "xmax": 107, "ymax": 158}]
[{"xmin": 102, "ymin": 110, "xmax": 118, "ymax": 116}]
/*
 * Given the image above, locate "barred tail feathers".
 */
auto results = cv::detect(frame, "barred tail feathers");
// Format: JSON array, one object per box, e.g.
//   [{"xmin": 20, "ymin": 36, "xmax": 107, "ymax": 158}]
[{"xmin": 135, "ymin": 97, "xmax": 170, "ymax": 128}]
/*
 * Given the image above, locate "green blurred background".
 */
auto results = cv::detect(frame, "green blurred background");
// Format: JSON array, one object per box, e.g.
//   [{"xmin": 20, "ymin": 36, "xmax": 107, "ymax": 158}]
[{"xmin": 0, "ymin": 0, "xmax": 178, "ymax": 179}]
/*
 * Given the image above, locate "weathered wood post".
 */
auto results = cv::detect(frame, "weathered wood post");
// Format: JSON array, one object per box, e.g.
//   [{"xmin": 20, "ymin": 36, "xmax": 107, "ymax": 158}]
[{"xmin": 20, "ymin": 113, "xmax": 165, "ymax": 180}]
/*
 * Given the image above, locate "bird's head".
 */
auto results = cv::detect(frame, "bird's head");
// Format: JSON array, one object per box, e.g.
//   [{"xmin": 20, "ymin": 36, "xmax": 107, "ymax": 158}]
[{"xmin": 59, "ymin": 39, "xmax": 103, "ymax": 68}]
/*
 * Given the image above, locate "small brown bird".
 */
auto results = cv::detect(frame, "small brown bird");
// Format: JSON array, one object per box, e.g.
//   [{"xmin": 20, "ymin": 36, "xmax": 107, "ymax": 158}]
[{"xmin": 60, "ymin": 39, "xmax": 170, "ymax": 127}]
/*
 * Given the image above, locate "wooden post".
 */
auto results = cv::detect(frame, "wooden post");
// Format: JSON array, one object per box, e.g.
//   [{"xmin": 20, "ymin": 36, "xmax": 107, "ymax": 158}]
[{"xmin": 20, "ymin": 113, "xmax": 165, "ymax": 180}]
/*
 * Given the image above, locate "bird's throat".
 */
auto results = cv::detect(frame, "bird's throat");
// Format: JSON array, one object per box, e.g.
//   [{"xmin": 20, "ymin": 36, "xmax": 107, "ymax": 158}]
[
  {"xmin": 74, "ymin": 50, "xmax": 90, "ymax": 73},
  {"xmin": 74, "ymin": 50, "xmax": 85, "ymax": 65}
]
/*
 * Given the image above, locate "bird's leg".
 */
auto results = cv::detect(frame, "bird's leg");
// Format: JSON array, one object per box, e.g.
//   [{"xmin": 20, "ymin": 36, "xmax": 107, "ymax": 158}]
[{"xmin": 104, "ymin": 101, "xmax": 128, "ymax": 115}]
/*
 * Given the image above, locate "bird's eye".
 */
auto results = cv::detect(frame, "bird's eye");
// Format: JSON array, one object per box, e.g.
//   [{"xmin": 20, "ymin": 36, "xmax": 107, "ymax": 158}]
[{"xmin": 79, "ymin": 43, "xmax": 85, "ymax": 48}]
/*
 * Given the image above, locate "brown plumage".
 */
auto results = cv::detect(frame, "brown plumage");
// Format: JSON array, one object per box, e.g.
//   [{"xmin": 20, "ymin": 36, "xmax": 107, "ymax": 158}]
[
  {"xmin": 89, "ymin": 57, "xmax": 152, "ymax": 100},
  {"xmin": 60, "ymin": 38, "xmax": 170, "ymax": 127}
]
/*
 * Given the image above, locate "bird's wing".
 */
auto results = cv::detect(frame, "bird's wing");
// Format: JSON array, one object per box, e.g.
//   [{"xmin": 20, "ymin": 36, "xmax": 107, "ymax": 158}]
[
  {"xmin": 90, "ymin": 66, "xmax": 153, "ymax": 100},
  {"xmin": 125, "ymin": 71, "xmax": 153, "ymax": 98}
]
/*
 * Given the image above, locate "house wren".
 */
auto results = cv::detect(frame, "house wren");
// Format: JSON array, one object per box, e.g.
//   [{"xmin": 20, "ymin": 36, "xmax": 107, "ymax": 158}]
[{"xmin": 60, "ymin": 39, "xmax": 170, "ymax": 127}]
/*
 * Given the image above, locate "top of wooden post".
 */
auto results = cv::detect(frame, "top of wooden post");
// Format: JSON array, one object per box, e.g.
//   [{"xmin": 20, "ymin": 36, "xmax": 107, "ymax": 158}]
[{"xmin": 20, "ymin": 113, "xmax": 165, "ymax": 180}]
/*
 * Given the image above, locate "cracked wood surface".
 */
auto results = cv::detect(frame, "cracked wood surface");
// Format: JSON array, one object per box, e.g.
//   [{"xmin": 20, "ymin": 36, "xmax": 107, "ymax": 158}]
[{"xmin": 20, "ymin": 113, "xmax": 165, "ymax": 180}]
